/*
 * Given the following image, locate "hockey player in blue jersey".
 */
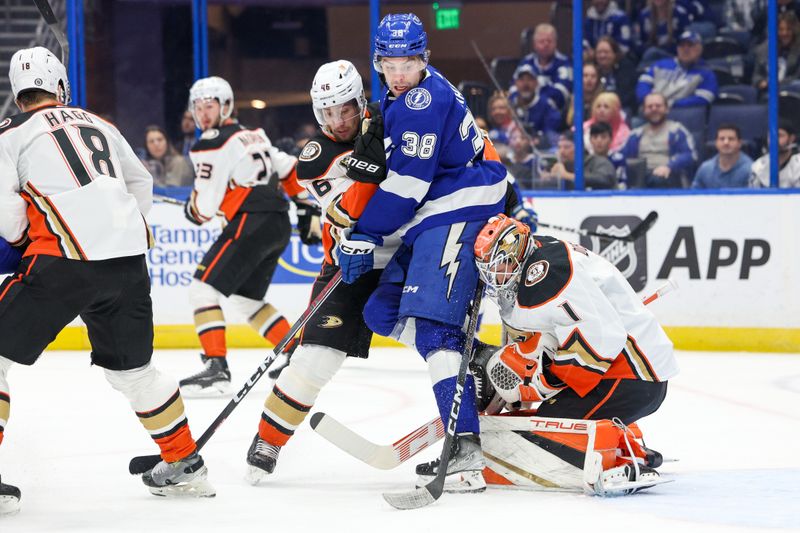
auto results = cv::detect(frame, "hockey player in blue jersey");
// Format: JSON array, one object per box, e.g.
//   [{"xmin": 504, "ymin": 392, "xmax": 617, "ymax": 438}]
[{"xmin": 337, "ymin": 13, "xmax": 508, "ymax": 493}]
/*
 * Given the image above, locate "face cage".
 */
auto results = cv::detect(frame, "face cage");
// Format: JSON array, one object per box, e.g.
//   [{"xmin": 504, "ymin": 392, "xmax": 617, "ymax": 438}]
[{"xmin": 476, "ymin": 252, "xmax": 524, "ymax": 294}]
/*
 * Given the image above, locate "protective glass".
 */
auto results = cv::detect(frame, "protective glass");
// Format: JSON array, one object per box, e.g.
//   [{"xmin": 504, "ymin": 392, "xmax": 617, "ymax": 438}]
[{"xmin": 314, "ymin": 101, "xmax": 361, "ymax": 129}]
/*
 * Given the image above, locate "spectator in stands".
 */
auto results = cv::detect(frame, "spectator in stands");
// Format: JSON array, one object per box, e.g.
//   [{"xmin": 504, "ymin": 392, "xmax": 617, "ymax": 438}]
[
  {"xmin": 536, "ymin": 133, "xmax": 616, "ymax": 190},
  {"xmin": 292, "ymin": 123, "xmax": 318, "ymax": 155},
  {"xmin": 589, "ymin": 121, "xmax": 628, "ymax": 187},
  {"xmin": 750, "ymin": 121, "xmax": 800, "ymax": 188},
  {"xmin": 620, "ymin": 92, "xmax": 697, "ymax": 188},
  {"xmin": 636, "ymin": 30, "xmax": 718, "ymax": 108},
  {"xmin": 585, "ymin": 0, "xmax": 634, "ymax": 54},
  {"xmin": 636, "ymin": 0, "xmax": 692, "ymax": 59},
  {"xmin": 516, "ymin": 23, "xmax": 573, "ymax": 110},
  {"xmin": 752, "ymin": 0, "xmax": 800, "ymax": 42},
  {"xmin": 508, "ymin": 64, "xmax": 563, "ymax": 148},
  {"xmin": 176, "ymin": 110, "xmax": 195, "ymax": 156},
  {"xmin": 583, "ymin": 92, "xmax": 631, "ymax": 152},
  {"xmin": 680, "ymin": 0, "xmax": 717, "ymax": 39},
  {"xmin": 475, "ymin": 116, "xmax": 490, "ymax": 131},
  {"xmin": 753, "ymin": 12, "xmax": 800, "ymax": 92},
  {"xmin": 488, "ymin": 93, "xmax": 517, "ymax": 145},
  {"xmin": 724, "ymin": 0, "xmax": 758, "ymax": 32},
  {"xmin": 691, "ymin": 124, "xmax": 753, "ymax": 188},
  {"xmin": 595, "ymin": 36, "xmax": 639, "ymax": 112},
  {"xmin": 567, "ymin": 63, "xmax": 604, "ymax": 128},
  {"xmin": 507, "ymin": 127, "xmax": 538, "ymax": 189},
  {"xmin": 141, "ymin": 125, "xmax": 194, "ymax": 188}
]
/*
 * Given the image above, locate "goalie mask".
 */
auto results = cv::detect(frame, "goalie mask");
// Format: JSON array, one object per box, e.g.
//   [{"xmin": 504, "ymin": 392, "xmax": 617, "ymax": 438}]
[
  {"xmin": 474, "ymin": 214, "xmax": 535, "ymax": 293},
  {"xmin": 189, "ymin": 76, "xmax": 234, "ymax": 129},
  {"xmin": 310, "ymin": 60, "xmax": 366, "ymax": 139},
  {"xmin": 10, "ymin": 46, "xmax": 70, "ymax": 104}
]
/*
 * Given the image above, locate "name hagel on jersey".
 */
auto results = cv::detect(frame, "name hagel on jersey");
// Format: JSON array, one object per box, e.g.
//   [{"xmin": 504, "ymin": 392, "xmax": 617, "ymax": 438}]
[
  {"xmin": 187, "ymin": 123, "xmax": 298, "ymax": 222},
  {"xmin": 501, "ymin": 236, "xmax": 679, "ymax": 397},
  {"xmin": 296, "ymin": 131, "xmax": 399, "ymax": 267},
  {"xmin": 0, "ymin": 105, "xmax": 153, "ymax": 260}
]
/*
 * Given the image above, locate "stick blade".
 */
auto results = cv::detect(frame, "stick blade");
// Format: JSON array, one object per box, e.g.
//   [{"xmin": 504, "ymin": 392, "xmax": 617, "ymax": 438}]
[
  {"xmin": 310, "ymin": 412, "xmax": 395, "ymax": 469},
  {"xmin": 382, "ymin": 485, "xmax": 439, "ymax": 510},
  {"xmin": 129, "ymin": 454, "xmax": 161, "ymax": 475}
]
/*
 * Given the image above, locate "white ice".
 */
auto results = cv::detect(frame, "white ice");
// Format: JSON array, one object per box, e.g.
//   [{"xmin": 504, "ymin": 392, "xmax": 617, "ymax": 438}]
[{"xmin": 2, "ymin": 347, "xmax": 799, "ymax": 532}]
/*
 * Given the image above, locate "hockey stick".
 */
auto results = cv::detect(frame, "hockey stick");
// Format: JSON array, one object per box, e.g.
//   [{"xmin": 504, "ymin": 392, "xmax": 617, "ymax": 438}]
[
  {"xmin": 382, "ymin": 281, "xmax": 485, "ymax": 510},
  {"xmin": 154, "ymin": 194, "xmax": 185, "ymax": 206},
  {"xmin": 31, "ymin": 0, "xmax": 69, "ymax": 68},
  {"xmin": 538, "ymin": 211, "xmax": 658, "ymax": 243},
  {"xmin": 309, "ymin": 413, "xmax": 444, "ymax": 470},
  {"xmin": 315, "ymin": 279, "xmax": 677, "ymax": 472},
  {"xmin": 128, "ymin": 270, "xmax": 342, "ymax": 475}
]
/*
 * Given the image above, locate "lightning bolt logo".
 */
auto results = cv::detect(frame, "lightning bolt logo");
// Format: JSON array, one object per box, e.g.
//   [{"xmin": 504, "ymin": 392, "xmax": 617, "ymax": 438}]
[{"xmin": 440, "ymin": 222, "xmax": 466, "ymax": 300}]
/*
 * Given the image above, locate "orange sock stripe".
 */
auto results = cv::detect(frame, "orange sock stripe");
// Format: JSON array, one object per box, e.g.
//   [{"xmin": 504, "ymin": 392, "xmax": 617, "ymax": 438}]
[
  {"xmin": 153, "ymin": 421, "xmax": 197, "ymax": 463},
  {"xmin": 258, "ymin": 413, "xmax": 294, "ymax": 446},
  {"xmin": 0, "ymin": 430, "xmax": 4, "ymax": 446},
  {"xmin": 264, "ymin": 317, "xmax": 291, "ymax": 346},
  {"xmin": 199, "ymin": 328, "xmax": 227, "ymax": 357}
]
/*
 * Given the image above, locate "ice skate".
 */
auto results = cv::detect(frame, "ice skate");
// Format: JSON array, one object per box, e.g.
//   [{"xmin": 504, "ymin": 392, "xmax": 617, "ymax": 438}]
[
  {"xmin": 245, "ymin": 433, "xmax": 282, "ymax": 485},
  {"xmin": 415, "ymin": 433, "xmax": 486, "ymax": 493},
  {"xmin": 590, "ymin": 463, "xmax": 670, "ymax": 497},
  {"xmin": 142, "ymin": 452, "xmax": 215, "ymax": 498},
  {"xmin": 179, "ymin": 354, "xmax": 232, "ymax": 398},
  {"xmin": 0, "ymin": 476, "xmax": 21, "ymax": 516}
]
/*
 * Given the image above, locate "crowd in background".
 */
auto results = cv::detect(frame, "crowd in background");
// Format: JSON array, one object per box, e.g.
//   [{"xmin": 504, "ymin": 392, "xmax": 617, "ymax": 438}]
[{"xmin": 142, "ymin": 0, "xmax": 800, "ymax": 191}]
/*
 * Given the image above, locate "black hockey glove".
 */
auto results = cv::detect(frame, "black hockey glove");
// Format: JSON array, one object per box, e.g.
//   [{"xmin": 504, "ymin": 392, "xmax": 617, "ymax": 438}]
[
  {"xmin": 294, "ymin": 198, "xmax": 323, "ymax": 246},
  {"xmin": 345, "ymin": 103, "xmax": 386, "ymax": 184}
]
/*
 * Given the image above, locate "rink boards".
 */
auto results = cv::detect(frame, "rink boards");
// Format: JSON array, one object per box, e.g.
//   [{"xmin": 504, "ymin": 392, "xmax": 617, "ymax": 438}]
[{"xmin": 37, "ymin": 191, "xmax": 800, "ymax": 352}]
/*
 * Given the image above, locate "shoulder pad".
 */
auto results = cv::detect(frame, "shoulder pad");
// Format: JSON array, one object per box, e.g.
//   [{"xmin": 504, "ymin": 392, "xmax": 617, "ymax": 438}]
[
  {"xmin": 0, "ymin": 110, "xmax": 37, "ymax": 137},
  {"xmin": 191, "ymin": 123, "xmax": 243, "ymax": 152},
  {"xmin": 296, "ymin": 133, "xmax": 352, "ymax": 181},
  {"xmin": 516, "ymin": 239, "xmax": 572, "ymax": 308}
]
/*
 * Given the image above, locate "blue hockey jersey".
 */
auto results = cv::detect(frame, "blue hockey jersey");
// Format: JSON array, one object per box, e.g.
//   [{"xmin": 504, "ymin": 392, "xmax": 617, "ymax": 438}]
[
  {"xmin": 584, "ymin": 1, "xmax": 633, "ymax": 52},
  {"xmin": 515, "ymin": 52, "xmax": 573, "ymax": 110},
  {"xmin": 354, "ymin": 66, "xmax": 508, "ymax": 244}
]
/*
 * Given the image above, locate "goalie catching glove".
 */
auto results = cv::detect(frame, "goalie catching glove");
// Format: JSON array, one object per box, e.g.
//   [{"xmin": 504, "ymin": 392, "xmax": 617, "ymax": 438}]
[
  {"xmin": 486, "ymin": 333, "xmax": 566, "ymax": 404},
  {"xmin": 292, "ymin": 194, "xmax": 323, "ymax": 246},
  {"xmin": 344, "ymin": 102, "xmax": 385, "ymax": 184}
]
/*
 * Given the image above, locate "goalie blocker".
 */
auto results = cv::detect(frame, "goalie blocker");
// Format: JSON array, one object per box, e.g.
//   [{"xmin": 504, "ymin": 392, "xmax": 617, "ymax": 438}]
[{"xmin": 478, "ymin": 413, "xmax": 669, "ymax": 496}]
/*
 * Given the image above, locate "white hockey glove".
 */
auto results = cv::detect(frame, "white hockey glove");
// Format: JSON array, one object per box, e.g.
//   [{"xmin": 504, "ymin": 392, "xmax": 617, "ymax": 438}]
[{"xmin": 485, "ymin": 333, "xmax": 566, "ymax": 404}]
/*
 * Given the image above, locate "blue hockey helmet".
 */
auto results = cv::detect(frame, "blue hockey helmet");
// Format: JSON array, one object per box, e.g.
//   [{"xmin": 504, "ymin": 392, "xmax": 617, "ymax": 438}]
[{"xmin": 372, "ymin": 13, "xmax": 429, "ymax": 72}]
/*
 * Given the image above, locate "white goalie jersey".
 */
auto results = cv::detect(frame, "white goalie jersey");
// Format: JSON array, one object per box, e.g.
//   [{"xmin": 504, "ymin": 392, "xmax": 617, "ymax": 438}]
[
  {"xmin": 499, "ymin": 236, "xmax": 679, "ymax": 397},
  {"xmin": 0, "ymin": 105, "xmax": 152, "ymax": 260}
]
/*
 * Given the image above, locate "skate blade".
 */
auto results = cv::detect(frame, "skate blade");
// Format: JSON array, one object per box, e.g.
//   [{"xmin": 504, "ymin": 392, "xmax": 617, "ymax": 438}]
[
  {"xmin": 0, "ymin": 496, "xmax": 21, "ymax": 516},
  {"xmin": 148, "ymin": 478, "xmax": 216, "ymax": 498},
  {"xmin": 415, "ymin": 471, "xmax": 486, "ymax": 494},
  {"xmin": 245, "ymin": 466, "xmax": 269, "ymax": 486},
  {"xmin": 179, "ymin": 383, "xmax": 232, "ymax": 399},
  {"xmin": 591, "ymin": 477, "xmax": 673, "ymax": 497}
]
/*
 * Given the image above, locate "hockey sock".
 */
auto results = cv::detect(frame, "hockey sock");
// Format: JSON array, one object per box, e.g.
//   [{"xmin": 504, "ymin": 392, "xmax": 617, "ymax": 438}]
[
  {"xmin": 258, "ymin": 345, "xmax": 346, "ymax": 446},
  {"xmin": 0, "ymin": 357, "xmax": 11, "ymax": 446},
  {"xmin": 105, "ymin": 364, "xmax": 197, "ymax": 463},
  {"xmin": 427, "ymin": 349, "xmax": 480, "ymax": 434},
  {"xmin": 194, "ymin": 305, "xmax": 226, "ymax": 357},
  {"xmin": 247, "ymin": 304, "xmax": 294, "ymax": 351}
]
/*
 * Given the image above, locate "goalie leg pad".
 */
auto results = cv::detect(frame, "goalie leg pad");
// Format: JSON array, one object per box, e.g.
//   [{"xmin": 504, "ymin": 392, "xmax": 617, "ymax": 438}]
[{"xmin": 0, "ymin": 356, "xmax": 11, "ymax": 446}]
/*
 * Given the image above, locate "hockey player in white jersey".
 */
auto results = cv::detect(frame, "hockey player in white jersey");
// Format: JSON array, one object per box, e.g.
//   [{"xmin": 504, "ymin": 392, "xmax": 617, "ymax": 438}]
[
  {"xmin": 179, "ymin": 76, "xmax": 321, "ymax": 397},
  {"xmin": 0, "ymin": 47, "xmax": 214, "ymax": 513},
  {"xmin": 473, "ymin": 214, "xmax": 678, "ymax": 421},
  {"xmin": 246, "ymin": 60, "xmax": 406, "ymax": 482}
]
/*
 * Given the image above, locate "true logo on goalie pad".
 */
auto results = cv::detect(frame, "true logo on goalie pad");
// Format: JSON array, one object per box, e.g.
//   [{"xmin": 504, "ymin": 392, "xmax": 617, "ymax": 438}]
[{"xmin": 524, "ymin": 260, "xmax": 549, "ymax": 287}]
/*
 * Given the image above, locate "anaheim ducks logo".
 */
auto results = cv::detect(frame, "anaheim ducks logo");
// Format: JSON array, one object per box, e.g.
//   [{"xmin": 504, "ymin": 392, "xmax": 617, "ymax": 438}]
[
  {"xmin": 0, "ymin": 118, "xmax": 10, "ymax": 129},
  {"xmin": 524, "ymin": 260, "xmax": 549, "ymax": 287},
  {"xmin": 299, "ymin": 140, "xmax": 322, "ymax": 162},
  {"xmin": 319, "ymin": 315, "xmax": 343, "ymax": 328}
]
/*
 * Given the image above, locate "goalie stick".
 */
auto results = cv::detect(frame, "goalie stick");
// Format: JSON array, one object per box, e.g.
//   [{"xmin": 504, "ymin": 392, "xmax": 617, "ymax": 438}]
[
  {"xmin": 127, "ymin": 271, "xmax": 342, "ymax": 475},
  {"xmin": 31, "ymin": 0, "xmax": 69, "ymax": 67},
  {"xmin": 538, "ymin": 211, "xmax": 659, "ymax": 243},
  {"xmin": 312, "ymin": 280, "xmax": 677, "ymax": 471},
  {"xmin": 382, "ymin": 281, "xmax": 485, "ymax": 510}
]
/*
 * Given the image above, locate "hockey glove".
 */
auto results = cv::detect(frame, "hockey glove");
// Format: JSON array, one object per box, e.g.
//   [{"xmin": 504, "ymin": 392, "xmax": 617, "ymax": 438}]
[
  {"xmin": 292, "ymin": 195, "xmax": 323, "ymax": 246},
  {"xmin": 337, "ymin": 230, "xmax": 378, "ymax": 284},
  {"xmin": 510, "ymin": 202, "xmax": 538, "ymax": 233},
  {"xmin": 0, "ymin": 239, "xmax": 22, "ymax": 275},
  {"xmin": 345, "ymin": 103, "xmax": 386, "ymax": 184},
  {"xmin": 486, "ymin": 333, "xmax": 565, "ymax": 404}
]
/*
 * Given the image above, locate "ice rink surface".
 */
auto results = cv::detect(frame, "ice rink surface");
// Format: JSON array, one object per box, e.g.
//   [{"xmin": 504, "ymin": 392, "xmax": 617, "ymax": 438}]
[{"xmin": 2, "ymin": 347, "xmax": 799, "ymax": 532}]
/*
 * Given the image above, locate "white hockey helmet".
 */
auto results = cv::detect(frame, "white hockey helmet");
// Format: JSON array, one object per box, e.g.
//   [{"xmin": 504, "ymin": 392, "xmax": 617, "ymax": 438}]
[
  {"xmin": 9, "ymin": 46, "xmax": 70, "ymax": 104},
  {"xmin": 189, "ymin": 76, "xmax": 234, "ymax": 128},
  {"xmin": 310, "ymin": 60, "xmax": 366, "ymax": 130}
]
